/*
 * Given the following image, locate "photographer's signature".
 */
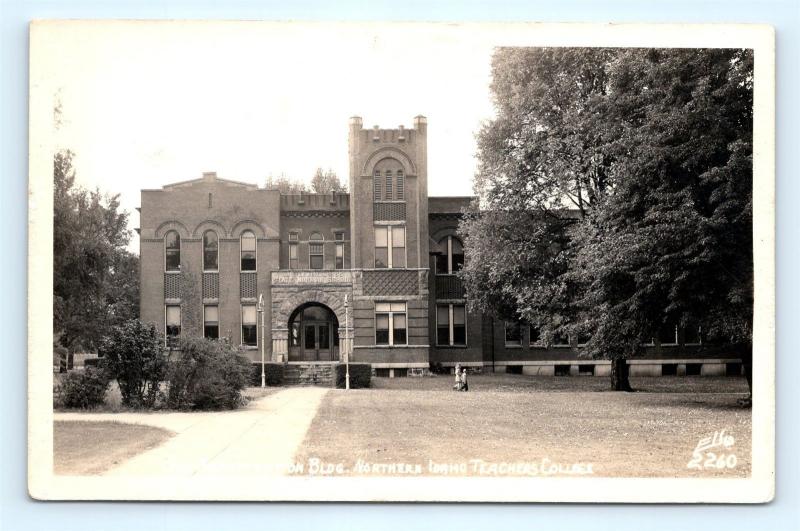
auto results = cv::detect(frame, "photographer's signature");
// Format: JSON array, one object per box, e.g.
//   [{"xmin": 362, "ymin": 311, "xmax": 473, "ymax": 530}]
[{"xmin": 687, "ymin": 429, "xmax": 737, "ymax": 470}]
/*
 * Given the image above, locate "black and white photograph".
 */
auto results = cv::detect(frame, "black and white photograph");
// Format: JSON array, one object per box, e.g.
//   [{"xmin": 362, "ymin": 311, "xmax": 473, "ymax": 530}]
[{"xmin": 27, "ymin": 21, "xmax": 775, "ymax": 503}]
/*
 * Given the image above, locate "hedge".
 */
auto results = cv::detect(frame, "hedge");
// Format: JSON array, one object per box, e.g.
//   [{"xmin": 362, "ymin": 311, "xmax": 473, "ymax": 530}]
[
  {"xmin": 333, "ymin": 363, "xmax": 371, "ymax": 389},
  {"xmin": 251, "ymin": 363, "xmax": 284, "ymax": 386}
]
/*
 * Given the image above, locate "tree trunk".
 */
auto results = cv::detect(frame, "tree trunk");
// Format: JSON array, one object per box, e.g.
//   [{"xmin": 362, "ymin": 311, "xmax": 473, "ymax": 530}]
[{"xmin": 610, "ymin": 357, "xmax": 633, "ymax": 392}]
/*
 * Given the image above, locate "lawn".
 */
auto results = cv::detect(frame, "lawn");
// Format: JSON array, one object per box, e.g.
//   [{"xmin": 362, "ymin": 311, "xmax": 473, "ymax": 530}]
[
  {"xmin": 54, "ymin": 421, "xmax": 174, "ymax": 475},
  {"xmin": 296, "ymin": 374, "xmax": 751, "ymax": 478}
]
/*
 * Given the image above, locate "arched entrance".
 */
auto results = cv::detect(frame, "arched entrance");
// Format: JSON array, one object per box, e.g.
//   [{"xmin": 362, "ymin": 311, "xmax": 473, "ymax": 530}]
[{"xmin": 288, "ymin": 303, "xmax": 340, "ymax": 362}]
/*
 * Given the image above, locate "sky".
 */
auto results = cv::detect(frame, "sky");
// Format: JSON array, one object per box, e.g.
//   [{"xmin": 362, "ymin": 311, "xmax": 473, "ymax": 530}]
[{"xmin": 43, "ymin": 22, "xmax": 499, "ymax": 252}]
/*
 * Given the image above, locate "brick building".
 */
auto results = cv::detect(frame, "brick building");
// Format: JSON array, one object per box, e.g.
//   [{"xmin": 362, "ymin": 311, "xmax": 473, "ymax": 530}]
[{"xmin": 138, "ymin": 116, "xmax": 742, "ymax": 378}]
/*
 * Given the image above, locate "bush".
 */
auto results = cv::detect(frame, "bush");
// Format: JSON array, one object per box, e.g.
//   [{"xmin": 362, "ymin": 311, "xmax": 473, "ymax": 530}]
[
  {"xmin": 166, "ymin": 337, "xmax": 253, "ymax": 410},
  {"xmin": 99, "ymin": 319, "xmax": 167, "ymax": 409},
  {"xmin": 55, "ymin": 367, "xmax": 110, "ymax": 409},
  {"xmin": 333, "ymin": 363, "xmax": 371, "ymax": 389},
  {"xmin": 250, "ymin": 363, "xmax": 284, "ymax": 386}
]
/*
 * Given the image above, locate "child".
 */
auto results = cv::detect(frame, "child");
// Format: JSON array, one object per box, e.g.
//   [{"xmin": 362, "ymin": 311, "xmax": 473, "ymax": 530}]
[
  {"xmin": 453, "ymin": 364, "xmax": 463, "ymax": 391},
  {"xmin": 460, "ymin": 367, "xmax": 469, "ymax": 392}
]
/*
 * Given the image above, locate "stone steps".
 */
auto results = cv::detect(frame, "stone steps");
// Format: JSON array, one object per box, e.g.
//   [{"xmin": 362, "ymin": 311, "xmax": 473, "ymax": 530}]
[{"xmin": 282, "ymin": 364, "xmax": 335, "ymax": 386}]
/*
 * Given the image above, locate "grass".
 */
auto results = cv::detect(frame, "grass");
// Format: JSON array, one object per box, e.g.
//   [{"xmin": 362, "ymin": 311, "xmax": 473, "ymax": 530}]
[
  {"xmin": 296, "ymin": 374, "xmax": 751, "ymax": 478},
  {"xmin": 54, "ymin": 421, "xmax": 174, "ymax": 475}
]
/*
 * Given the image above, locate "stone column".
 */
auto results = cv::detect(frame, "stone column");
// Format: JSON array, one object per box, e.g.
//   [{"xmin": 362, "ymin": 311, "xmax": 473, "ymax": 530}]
[{"xmin": 272, "ymin": 328, "xmax": 288, "ymax": 362}]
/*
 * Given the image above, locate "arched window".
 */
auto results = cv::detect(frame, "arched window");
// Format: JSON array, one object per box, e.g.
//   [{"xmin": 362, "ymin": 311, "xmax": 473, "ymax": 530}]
[
  {"xmin": 436, "ymin": 235, "xmax": 464, "ymax": 274},
  {"xmin": 240, "ymin": 230, "xmax": 256, "ymax": 271},
  {"xmin": 309, "ymin": 232, "xmax": 324, "ymax": 270},
  {"xmin": 165, "ymin": 231, "xmax": 181, "ymax": 271},
  {"xmin": 203, "ymin": 230, "xmax": 218, "ymax": 271}
]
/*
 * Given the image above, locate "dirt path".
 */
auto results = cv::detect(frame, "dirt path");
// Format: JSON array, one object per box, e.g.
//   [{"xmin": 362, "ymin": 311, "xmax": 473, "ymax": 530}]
[{"xmin": 54, "ymin": 387, "xmax": 328, "ymax": 477}]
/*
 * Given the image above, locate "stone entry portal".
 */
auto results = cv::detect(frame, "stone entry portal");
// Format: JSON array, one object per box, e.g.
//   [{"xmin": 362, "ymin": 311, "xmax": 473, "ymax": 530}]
[{"xmin": 288, "ymin": 303, "xmax": 339, "ymax": 362}]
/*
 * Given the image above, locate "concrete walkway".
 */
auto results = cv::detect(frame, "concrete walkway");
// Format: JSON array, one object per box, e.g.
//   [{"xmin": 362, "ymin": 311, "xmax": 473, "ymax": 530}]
[{"xmin": 54, "ymin": 387, "xmax": 329, "ymax": 477}]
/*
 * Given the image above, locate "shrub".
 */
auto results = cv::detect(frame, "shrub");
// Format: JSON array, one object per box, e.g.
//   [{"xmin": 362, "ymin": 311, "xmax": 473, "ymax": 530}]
[
  {"xmin": 333, "ymin": 363, "xmax": 371, "ymax": 389},
  {"xmin": 55, "ymin": 367, "xmax": 110, "ymax": 409},
  {"xmin": 250, "ymin": 363, "xmax": 284, "ymax": 386},
  {"xmin": 99, "ymin": 319, "xmax": 167, "ymax": 409},
  {"xmin": 166, "ymin": 337, "xmax": 253, "ymax": 410}
]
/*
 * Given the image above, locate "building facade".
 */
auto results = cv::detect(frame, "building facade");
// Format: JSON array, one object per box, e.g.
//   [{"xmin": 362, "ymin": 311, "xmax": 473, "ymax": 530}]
[{"xmin": 139, "ymin": 116, "xmax": 742, "ymax": 377}]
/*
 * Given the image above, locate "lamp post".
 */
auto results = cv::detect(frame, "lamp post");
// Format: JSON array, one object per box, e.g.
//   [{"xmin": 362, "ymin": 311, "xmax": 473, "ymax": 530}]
[
  {"xmin": 257, "ymin": 293, "xmax": 265, "ymax": 388},
  {"xmin": 344, "ymin": 294, "xmax": 350, "ymax": 390}
]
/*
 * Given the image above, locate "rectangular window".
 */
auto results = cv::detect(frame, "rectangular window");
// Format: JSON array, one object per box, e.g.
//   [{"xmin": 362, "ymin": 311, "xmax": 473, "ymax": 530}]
[
  {"xmin": 396, "ymin": 171, "xmax": 404, "ymax": 200},
  {"xmin": 335, "ymin": 243, "xmax": 344, "ymax": 269},
  {"xmin": 529, "ymin": 325, "xmax": 541, "ymax": 347},
  {"xmin": 553, "ymin": 332, "xmax": 570, "ymax": 347},
  {"xmin": 437, "ymin": 304, "xmax": 466, "ymax": 346},
  {"xmin": 505, "ymin": 322, "xmax": 522, "ymax": 346},
  {"xmin": 374, "ymin": 225, "xmax": 406, "ymax": 268},
  {"xmin": 289, "ymin": 242, "xmax": 298, "ymax": 269},
  {"xmin": 204, "ymin": 305, "xmax": 219, "ymax": 340},
  {"xmin": 385, "ymin": 172, "xmax": 393, "ymax": 199},
  {"xmin": 309, "ymin": 242, "xmax": 324, "ymax": 269},
  {"xmin": 166, "ymin": 305, "xmax": 181, "ymax": 347},
  {"xmin": 684, "ymin": 324, "xmax": 702, "ymax": 345},
  {"xmin": 241, "ymin": 304, "xmax": 257, "ymax": 347},
  {"xmin": 658, "ymin": 324, "xmax": 678, "ymax": 345},
  {"xmin": 374, "ymin": 226, "xmax": 389, "ymax": 268},
  {"xmin": 373, "ymin": 171, "xmax": 382, "ymax": 201},
  {"xmin": 375, "ymin": 302, "xmax": 407, "ymax": 346},
  {"xmin": 391, "ymin": 226, "xmax": 406, "ymax": 268}
]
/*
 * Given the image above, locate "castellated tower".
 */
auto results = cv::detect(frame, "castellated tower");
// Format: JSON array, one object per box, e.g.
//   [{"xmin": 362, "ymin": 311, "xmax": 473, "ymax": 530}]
[{"xmin": 348, "ymin": 116, "xmax": 429, "ymax": 270}]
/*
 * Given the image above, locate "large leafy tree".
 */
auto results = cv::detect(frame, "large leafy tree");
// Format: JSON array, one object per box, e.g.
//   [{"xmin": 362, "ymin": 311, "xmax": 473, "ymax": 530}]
[
  {"xmin": 53, "ymin": 150, "xmax": 139, "ymax": 357},
  {"xmin": 311, "ymin": 167, "xmax": 347, "ymax": 194},
  {"xmin": 461, "ymin": 48, "xmax": 753, "ymax": 394}
]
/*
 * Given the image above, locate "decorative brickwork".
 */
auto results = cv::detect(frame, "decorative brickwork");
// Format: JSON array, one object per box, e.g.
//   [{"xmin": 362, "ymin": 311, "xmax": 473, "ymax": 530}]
[
  {"xmin": 203, "ymin": 272, "xmax": 219, "ymax": 299},
  {"xmin": 240, "ymin": 272, "xmax": 257, "ymax": 298},
  {"xmin": 362, "ymin": 270, "xmax": 419, "ymax": 296},
  {"xmin": 164, "ymin": 273, "xmax": 181, "ymax": 299},
  {"xmin": 373, "ymin": 202, "xmax": 406, "ymax": 221},
  {"xmin": 435, "ymin": 274, "xmax": 465, "ymax": 299}
]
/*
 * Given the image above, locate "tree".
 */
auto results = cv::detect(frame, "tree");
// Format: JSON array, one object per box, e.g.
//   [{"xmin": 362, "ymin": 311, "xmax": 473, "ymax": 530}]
[
  {"xmin": 264, "ymin": 173, "xmax": 308, "ymax": 194},
  {"xmin": 310, "ymin": 167, "xmax": 347, "ymax": 194},
  {"xmin": 53, "ymin": 150, "xmax": 139, "ymax": 360},
  {"xmin": 461, "ymin": 48, "xmax": 753, "ymax": 395}
]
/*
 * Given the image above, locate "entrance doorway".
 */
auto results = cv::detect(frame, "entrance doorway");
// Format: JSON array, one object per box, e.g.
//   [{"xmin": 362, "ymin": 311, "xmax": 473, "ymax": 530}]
[{"xmin": 288, "ymin": 303, "xmax": 339, "ymax": 362}]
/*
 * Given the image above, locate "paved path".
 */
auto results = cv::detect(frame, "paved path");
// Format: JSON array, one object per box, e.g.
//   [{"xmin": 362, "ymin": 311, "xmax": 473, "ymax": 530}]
[{"xmin": 54, "ymin": 387, "xmax": 328, "ymax": 477}]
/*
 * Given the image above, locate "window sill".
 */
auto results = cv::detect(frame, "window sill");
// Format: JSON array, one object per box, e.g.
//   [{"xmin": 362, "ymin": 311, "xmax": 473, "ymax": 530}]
[
  {"xmin": 504, "ymin": 344, "xmax": 523, "ymax": 349},
  {"xmin": 241, "ymin": 345, "xmax": 259, "ymax": 350},
  {"xmin": 435, "ymin": 344, "xmax": 468, "ymax": 348}
]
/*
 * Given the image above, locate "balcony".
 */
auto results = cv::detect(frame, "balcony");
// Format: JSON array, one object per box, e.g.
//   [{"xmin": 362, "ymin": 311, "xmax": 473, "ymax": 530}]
[{"xmin": 435, "ymin": 274, "xmax": 465, "ymax": 299}]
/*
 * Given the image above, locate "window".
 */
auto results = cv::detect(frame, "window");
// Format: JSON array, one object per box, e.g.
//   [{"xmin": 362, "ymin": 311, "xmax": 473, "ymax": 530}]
[
  {"xmin": 241, "ymin": 230, "xmax": 256, "ymax": 271},
  {"xmin": 335, "ymin": 242, "xmax": 344, "ymax": 269},
  {"xmin": 505, "ymin": 322, "xmax": 522, "ymax": 346},
  {"xmin": 165, "ymin": 305, "xmax": 181, "ymax": 346},
  {"xmin": 373, "ymin": 170, "xmax": 382, "ymax": 201},
  {"xmin": 289, "ymin": 232, "xmax": 299, "ymax": 269},
  {"xmin": 203, "ymin": 230, "xmax": 218, "ymax": 271},
  {"xmin": 374, "ymin": 226, "xmax": 406, "ymax": 268},
  {"xmin": 375, "ymin": 302, "xmax": 407, "ymax": 346},
  {"xmin": 165, "ymin": 231, "xmax": 181, "ymax": 272},
  {"xmin": 385, "ymin": 171, "xmax": 393, "ymax": 199},
  {"xmin": 436, "ymin": 236, "xmax": 464, "ymax": 274},
  {"xmin": 553, "ymin": 332, "xmax": 570, "ymax": 347},
  {"xmin": 684, "ymin": 324, "xmax": 702, "ymax": 345},
  {"xmin": 396, "ymin": 170, "xmax": 404, "ymax": 200},
  {"xmin": 658, "ymin": 323, "xmax": 678, "ymax": 345},
  {"xmin": 204, "ymin": 305, "xmax": 219, "ymax": 339},
  {"xmin": 437, "ymin": 304, "xmax": 467, "ymax": 346},
  {"xmin": 309, "ymin": 233, "xmax": 324, "ymax": 269},
  {"xmin": 241, "ymin": 304, "xmax": 257, "ymax": 347},
  {"xmin": 529, "ymin": 325, "xmax": 542, "ymax": 346}
]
